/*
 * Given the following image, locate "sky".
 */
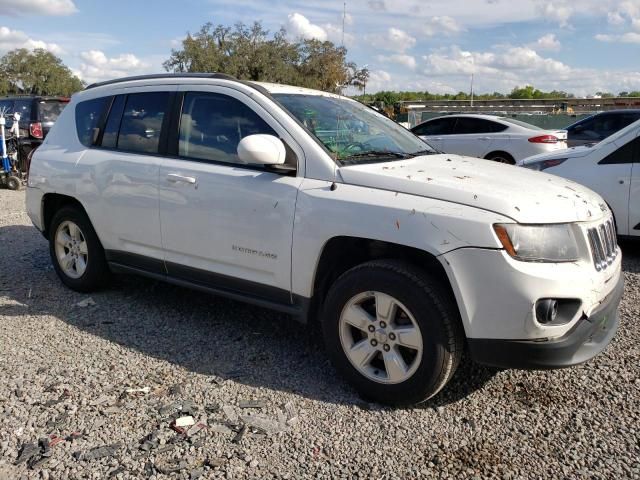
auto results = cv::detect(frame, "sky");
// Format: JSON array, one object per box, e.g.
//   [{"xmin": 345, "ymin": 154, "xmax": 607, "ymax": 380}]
[{"xmin": 0, "ymin": 0, "xmax": 639, "ymax": 96}]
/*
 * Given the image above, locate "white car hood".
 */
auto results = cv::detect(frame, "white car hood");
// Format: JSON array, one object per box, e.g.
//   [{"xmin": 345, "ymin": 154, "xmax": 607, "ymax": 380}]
[{"xmin": 339, "ymin": 154, "xmax": 608, "ymax": 224}]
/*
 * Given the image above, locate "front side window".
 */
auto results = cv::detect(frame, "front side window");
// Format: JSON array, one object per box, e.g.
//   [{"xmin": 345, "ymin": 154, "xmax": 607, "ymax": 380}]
[
  {"xmin": 274, "ymin": 94, "xmax": 435, "ymax": 165},
  {"xmin": 75, "ymin": 97, "xmax": 110, "ymax": 147},
  {"xmin": 600, "ymin": 136, "xmax": 640, "ymax": 165},
  {"xmin": 179, "ymin": 92, "xmax": 276, "ymax": 164},
  {"xmin": 117, "ymin": 92, "xmax": 170, "ymax": 154}
]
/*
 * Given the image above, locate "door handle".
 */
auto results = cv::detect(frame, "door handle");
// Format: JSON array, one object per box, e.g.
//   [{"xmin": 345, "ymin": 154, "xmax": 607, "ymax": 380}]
[
  {"xmin": 167, "ymin": 173, "xmax": 197, "ymax": 185},
  {"xmin": 480, "ymin": 137, "xmax": 492, "ymax": 140},
  {"xmin": 432, "ymin": 137, "xmax": 443, "ymax": 141}
]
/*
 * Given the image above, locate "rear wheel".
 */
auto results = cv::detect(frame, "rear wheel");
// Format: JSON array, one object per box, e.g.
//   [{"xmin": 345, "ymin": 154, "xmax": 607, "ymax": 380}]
[
  {"xmin": 49, "ymin": 206, "xmax": 110, "ymax": 292},
  {"xmin": 486, "ymin": 152, "xmax": 515, "ymax": 164},
  {"xmin": 6, "ymin": 175, "xmax": 21, "ymax": 191},
  {"xmin": 322, "ymin": 260, "xmax": 464, "ymax": 405}
]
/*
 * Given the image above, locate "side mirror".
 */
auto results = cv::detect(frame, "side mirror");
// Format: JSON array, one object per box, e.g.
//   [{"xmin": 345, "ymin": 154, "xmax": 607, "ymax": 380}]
[{"xmin": 237, "ymin": 134, "xmax": 286, "ymax": 165}]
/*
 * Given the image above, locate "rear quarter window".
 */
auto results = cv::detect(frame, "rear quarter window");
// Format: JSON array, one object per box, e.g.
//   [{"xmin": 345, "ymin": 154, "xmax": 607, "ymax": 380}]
[{"xmin": 75, "ymin": 97, "xmax": 110, "ymax": 147}]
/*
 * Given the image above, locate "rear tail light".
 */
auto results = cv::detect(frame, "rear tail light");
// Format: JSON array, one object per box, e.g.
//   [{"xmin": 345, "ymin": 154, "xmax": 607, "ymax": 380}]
[
  {"xmin": 30, "ymin": 122, "xmax": 43, "ymax": 139},
  {"xmin": 528, "ymin": 135, "xmax": 559, "ymax": 144}
]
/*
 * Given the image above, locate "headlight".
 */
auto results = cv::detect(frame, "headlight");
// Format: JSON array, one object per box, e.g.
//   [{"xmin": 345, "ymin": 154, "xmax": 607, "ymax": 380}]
[
  {"xmin": 522, "ymin": 158, "xmax": 567, "ymax": 171},
  {"xmin": 493, "ymin": 223, "xmax": 579, "ymax": 262}
]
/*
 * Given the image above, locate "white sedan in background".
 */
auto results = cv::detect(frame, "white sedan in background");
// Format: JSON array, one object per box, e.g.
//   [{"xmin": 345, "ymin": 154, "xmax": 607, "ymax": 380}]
[
  {"xmin": 519, "ymin": 119, "xmax": 640, "ymax": 238},
  {"xmin": 411, "ymin": 114, "xmax": 567, "ymax": 164}
]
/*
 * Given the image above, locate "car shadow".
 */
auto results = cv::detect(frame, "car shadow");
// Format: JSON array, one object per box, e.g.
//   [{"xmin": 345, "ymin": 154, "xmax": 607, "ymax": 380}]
[{"xmin": 0, "ymin": 223, "xmax": 538, "ymax": 409}]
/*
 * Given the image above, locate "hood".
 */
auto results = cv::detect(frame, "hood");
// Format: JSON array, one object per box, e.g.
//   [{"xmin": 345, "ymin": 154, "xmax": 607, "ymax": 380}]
[
  {"xmin": 519, "ymin": 145, "xmax": 593, "ymax": 165},
  {"xmin": 339, "ymin": 154, "xmax": 608, "ymax": 224}
]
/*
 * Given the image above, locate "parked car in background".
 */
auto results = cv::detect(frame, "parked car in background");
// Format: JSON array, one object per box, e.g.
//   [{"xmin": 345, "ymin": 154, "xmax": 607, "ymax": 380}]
[
  {"xmin": 0, "ymin": 95, "xmax": 70, "ymax": 158},
  {"xmin": 566, "ymin": 110, "xmax": 640, "ymax": 147},
  {"xmin": 26, "ymin": 74, "xmax": 622, "ymax": 405},
  {"xmin": 519, "ymin": 119, "xmax": 640, "ymax": 238},
  {"xmin": 411, "ymin": 114, "xmax": 567, "ymax": 164}
]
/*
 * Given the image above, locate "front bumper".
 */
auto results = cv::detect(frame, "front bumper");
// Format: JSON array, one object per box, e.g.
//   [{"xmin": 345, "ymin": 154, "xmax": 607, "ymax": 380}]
[{"xmin": 467, "ymin": 273, "xmax": 623, "ymax": 369}]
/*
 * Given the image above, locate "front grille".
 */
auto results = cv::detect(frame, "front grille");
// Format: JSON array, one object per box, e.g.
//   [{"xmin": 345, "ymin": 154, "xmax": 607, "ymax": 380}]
[{"xmin": 587, "ymin": 218, "xmax": 618, "ymax": 271}]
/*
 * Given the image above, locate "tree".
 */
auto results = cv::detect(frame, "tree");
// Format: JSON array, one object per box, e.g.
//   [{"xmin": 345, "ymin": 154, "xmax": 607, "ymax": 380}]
[
  {"xmin": 0, "ymin": 48, "xmax": 84, "ymax": 96},
  {"xmin": 164, "ymin": 21, "xmax": 365, "ymax": 93}
]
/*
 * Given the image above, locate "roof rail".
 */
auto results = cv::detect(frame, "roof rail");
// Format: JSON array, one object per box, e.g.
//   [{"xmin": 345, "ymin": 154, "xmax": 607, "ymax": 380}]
[{"xmin": 84, "ymin": 73, "xmax": 238, "ymax": 90}]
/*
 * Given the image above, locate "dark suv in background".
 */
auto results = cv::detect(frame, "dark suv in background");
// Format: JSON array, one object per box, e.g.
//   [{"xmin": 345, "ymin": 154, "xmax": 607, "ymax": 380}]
[
  {"xmin": 0, "ymin": 95, "xmax": 70, "ymax": 157},
  {"xmin": 566, "ymin": 109, "xmax": 640, "ymax": 147}
]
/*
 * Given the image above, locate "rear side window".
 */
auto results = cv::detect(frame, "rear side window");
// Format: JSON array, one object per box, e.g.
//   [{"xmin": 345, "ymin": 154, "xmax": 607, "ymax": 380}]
[
  {"xmin": 412, "ymin": 117, "xmax": 455, "ymax": 136},
  {"xmin": 39, "ymin": 101, "xmax": 67, "ymax": 123},
  {"xmin": 117, "ymin": 92, "xmax": 171, "ymax": 154},
  {"xmin": 75, "ymin": 97, "xmax": 110, "ymax": 147},
  {"xmin": 178, "ymin": 92, "xmax": 276, "ymax": 164},
  {"xmin": 453, "ymin": 118, "xmax": 507, "ymax": 134},
  {"xmin": 14, "ymin": 100, "xmax": 33, "ymax": 121}
]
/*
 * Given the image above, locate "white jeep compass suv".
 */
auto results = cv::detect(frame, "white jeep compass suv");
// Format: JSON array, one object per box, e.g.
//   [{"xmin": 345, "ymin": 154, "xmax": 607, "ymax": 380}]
[{"xmin": 26, "ymin": 74, "xmax": 623, "ymax": 405}]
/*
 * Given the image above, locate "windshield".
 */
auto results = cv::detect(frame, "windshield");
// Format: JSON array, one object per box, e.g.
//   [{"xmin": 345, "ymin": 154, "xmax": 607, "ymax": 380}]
[{"xmin": 273, "ymin": 93, "xmax": 436, "ymax": 165}]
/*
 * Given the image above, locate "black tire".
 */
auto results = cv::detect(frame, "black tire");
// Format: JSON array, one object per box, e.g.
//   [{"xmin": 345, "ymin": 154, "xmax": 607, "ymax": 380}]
[
  {"xmin": 321, "ymin": 259, "xmax": 464, "ymax": 406},
  {"xmin": 49, "ymin": 206, "xmax": 110, "ymax": 292},
  {"xmin": 486, "ymin": 152, "xmax": 515, "ymax": 164},
  {"xmin": 7, "ymin": 175, "xmax": 21, "ymax": 191}
]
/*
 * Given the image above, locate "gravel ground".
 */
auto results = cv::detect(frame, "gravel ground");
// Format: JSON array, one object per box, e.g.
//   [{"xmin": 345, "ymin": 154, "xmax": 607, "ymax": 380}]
[{"xmin": 0, "ymin": 188, "xmax": 639, "ymax": 480}]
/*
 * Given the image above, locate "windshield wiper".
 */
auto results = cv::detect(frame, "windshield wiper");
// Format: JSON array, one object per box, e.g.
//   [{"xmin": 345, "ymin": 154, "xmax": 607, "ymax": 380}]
[
  {"xmin": 343, "ymin": 151, "xmax": 410, "ymax": 161},
  {"xmin": 408, "ymin": 149, "xmax": 438, "ymax": 156}
]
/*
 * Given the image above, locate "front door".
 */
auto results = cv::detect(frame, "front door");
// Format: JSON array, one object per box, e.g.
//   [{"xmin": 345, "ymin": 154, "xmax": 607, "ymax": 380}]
[{"xmin": 158, "ymin": 86, "xmax": 303, "ymax": 304}]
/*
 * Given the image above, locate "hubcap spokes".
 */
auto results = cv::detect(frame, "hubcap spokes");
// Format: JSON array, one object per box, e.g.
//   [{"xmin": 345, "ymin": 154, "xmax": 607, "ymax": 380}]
[
  {"xmin": 339, "ymin": 291, "xmax": 423, "ymax": 384},
  {"xmin": 55, "ymin": 221, "xmax": 88, "ymax": 279}
]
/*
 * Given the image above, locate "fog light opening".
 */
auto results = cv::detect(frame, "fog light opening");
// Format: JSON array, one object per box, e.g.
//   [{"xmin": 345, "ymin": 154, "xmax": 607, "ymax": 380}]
[{"xmin": 536, "ymin": 299, "xmax": 559, "ymax": 325}]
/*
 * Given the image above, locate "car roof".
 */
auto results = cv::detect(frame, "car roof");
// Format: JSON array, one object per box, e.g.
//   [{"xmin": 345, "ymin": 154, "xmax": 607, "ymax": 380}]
[
  {"xmin": 595, "ymin": 109, "xmax": 640, "ymax": 114},
  {"xmin": 0, "ymin": 95, "xmax": 69, "ymax": 101}
]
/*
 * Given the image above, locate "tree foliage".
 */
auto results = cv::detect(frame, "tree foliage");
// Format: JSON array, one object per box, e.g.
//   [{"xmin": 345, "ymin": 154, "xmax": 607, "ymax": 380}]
[
  {"xmin": 164, "ymin": 21, "xmax": 368, "ymax": 93},
  {"xmin": 355, "ymin": 85, "xmax": 583, "ymax": 105},
  {"xmin": 0, "ymin": 48, "xmax": 84, "ymax": 96}
]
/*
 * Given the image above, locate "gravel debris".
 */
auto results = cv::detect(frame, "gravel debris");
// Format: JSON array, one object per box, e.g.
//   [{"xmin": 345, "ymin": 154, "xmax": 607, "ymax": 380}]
[{"xmin": 0, "ymin": 188, "xmax": 639, "ymax": 478}]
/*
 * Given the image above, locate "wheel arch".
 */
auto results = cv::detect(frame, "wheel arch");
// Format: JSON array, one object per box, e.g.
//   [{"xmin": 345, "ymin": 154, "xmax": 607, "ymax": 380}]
[
  {"xmin": 41, "ymin": 193, "xmax": 89, "ymax": 239},
  {"xmin": 484, "ymin": 150, "xmax": 515, "ymax": 164},
  {"xmin": 307, "ymin": 236, "xmax": 457, "ymax": 324}
]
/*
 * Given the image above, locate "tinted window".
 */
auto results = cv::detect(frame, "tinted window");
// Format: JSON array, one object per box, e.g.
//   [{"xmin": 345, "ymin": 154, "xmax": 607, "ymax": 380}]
[
  {"xmin": 0, "ymin": 99, "xmax": 13, "ymax": 113},
  {"xmin": 599, "ymin": 136, "xmax": 640, "ymax": 165},
  {"xmin": 14, "ymin": 100, "xmax": 32, "ymax": 122},
  {"xmin": 75, "ymin": 97, "xmax": 110, "ymax": 147},
  {"xmin": 453, "ymin": 117, "xmax": 506, "ymax": 134},
  {"xmin": 117, "ymin": 92, "xmax": 170, "ymax": 154},
  {"xmin": 101, "ymin": 95, "xmax": 126, "ymax": 149},
  {"xmin": 179, "ymin": 92, "xmax": 276, "ymax": 164},
  {"xmin": 39, "ymin": 101, "xmax": 67, "ymax": 123},
  {"xmin": 412, "ymin": 117, "xmax": 455, "ymax": 136}
]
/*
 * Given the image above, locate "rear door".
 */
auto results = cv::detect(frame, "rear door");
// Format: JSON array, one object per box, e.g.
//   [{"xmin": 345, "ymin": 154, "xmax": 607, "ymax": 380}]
[
  {"xmin": 443, "ymin": 117, "xmax": 506, "ymax": 158},
  {"xmin": 79, "ymin": 88, "xmax": 175, "ymax": 266},
  {"xmin": 411, "ymin": 117, "xmax": 455, "ymax": 151}
]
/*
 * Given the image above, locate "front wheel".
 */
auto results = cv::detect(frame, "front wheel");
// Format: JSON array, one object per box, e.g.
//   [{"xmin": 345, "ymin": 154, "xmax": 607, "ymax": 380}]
[{"xmin": 321, "ymin": 260, "xmax": 464, "ymax": 405}]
